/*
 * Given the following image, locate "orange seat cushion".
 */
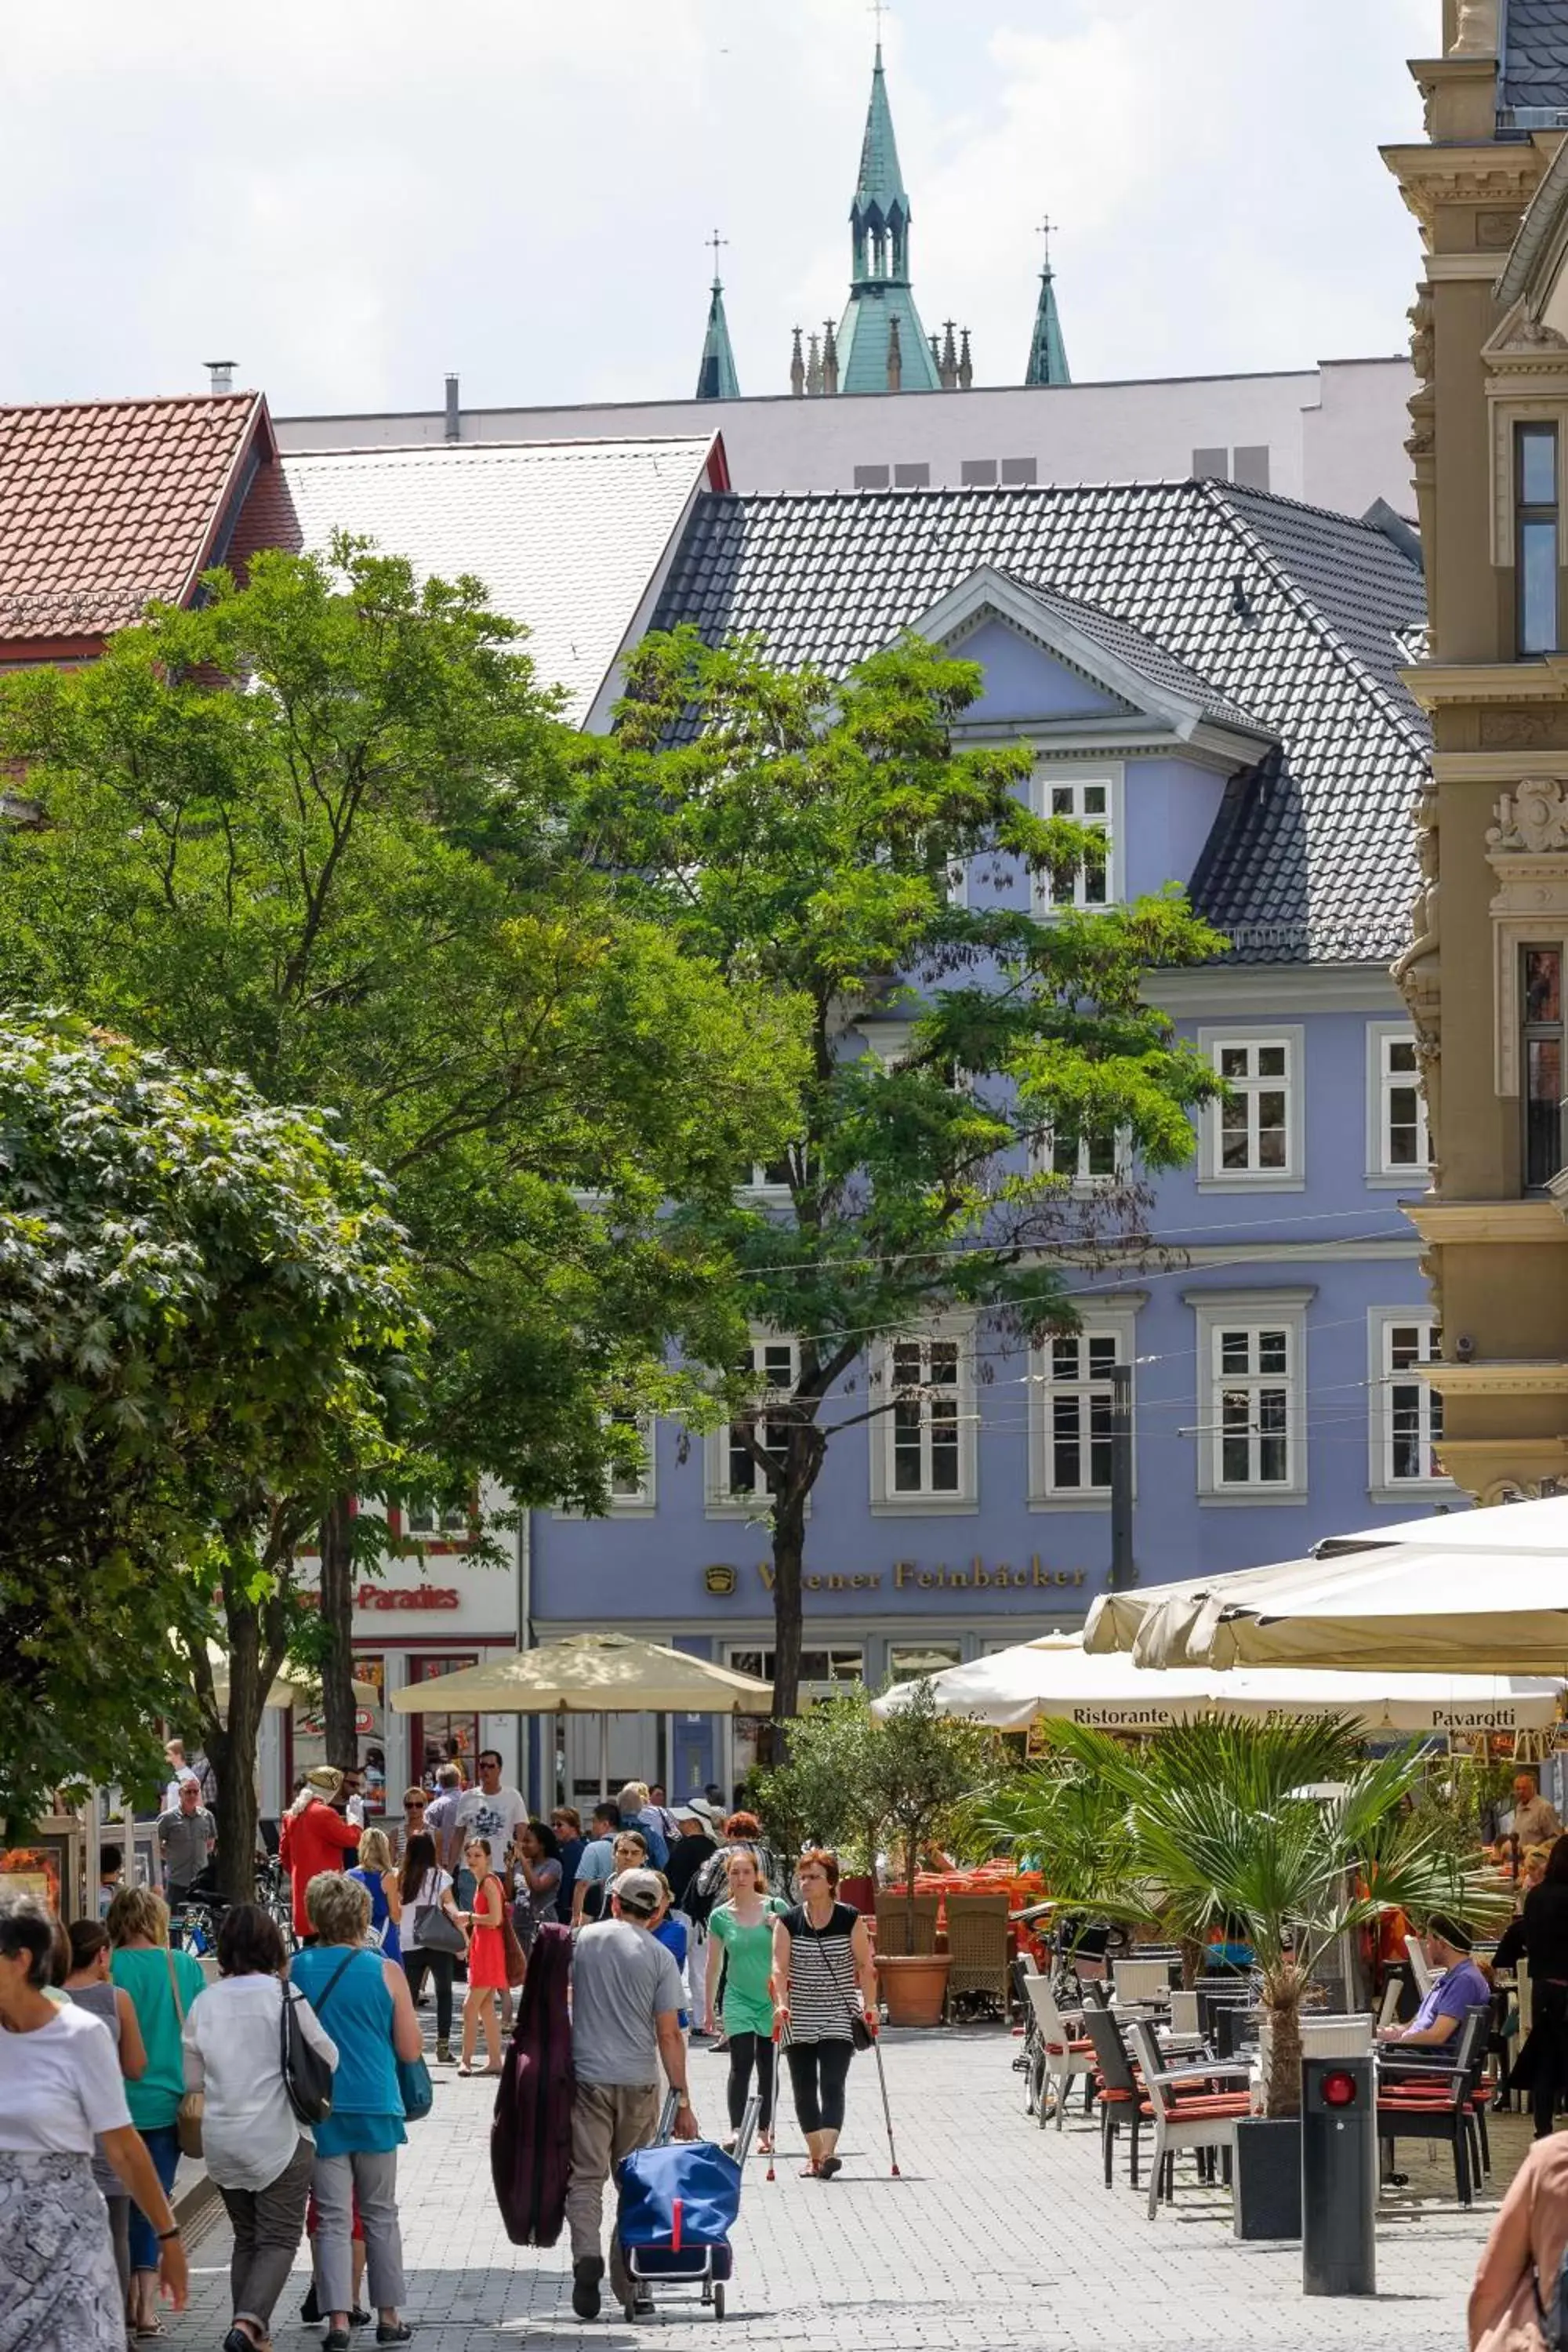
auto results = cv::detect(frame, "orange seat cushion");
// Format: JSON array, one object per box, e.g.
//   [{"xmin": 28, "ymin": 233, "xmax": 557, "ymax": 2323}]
[{"xmin": 1153, "ymin": 2095, "xmax": 1250, "ymax": 2119}]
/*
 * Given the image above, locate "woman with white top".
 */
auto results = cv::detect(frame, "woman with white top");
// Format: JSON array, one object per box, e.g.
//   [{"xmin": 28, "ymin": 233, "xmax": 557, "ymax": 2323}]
[
  {"xmin": 0, "ymin": 1887, "xmax": 187, "ymax": 2352},
  {"xmin": 64, "ymin": 1916, "xmax": 148, "ymax": 2308},
  {"xmin": 182, "ymin": 1902, "xmax": 339, "ymax": 2352},
  {"xmin": 397, "ymin": 1830, "xmax": 465, "ymax": 2065}
]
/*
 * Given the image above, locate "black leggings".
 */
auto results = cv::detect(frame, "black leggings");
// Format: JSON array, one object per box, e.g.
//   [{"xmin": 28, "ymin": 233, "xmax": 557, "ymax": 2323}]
[
  {"xmin": 726, "ymin": 2031, "xmax": 775, "ymax": 2132},
  {"xmin": 786, "ymin": 2040, "xmax": 853, "ymax": 2136},
  {"xmin": 403, "ymin": 1947, "xmax": 456, "ymax": 2041}
]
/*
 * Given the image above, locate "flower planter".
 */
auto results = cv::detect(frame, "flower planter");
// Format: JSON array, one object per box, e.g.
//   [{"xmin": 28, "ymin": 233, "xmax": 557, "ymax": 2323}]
[
  {"xmin": 1232, "ymin": 2115, "xmax": 1302, "ymax": 2241},
  {"xmin": 876, "ymin": 1951, "xmax": 950, "ymax": 2027}
]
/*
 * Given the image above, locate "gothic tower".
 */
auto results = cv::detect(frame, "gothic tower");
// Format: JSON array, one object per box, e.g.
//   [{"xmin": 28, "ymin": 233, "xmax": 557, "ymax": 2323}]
[
  {"xmin": 695, "ymin": 240, "xmax": 741, "ymax": 401},
  {"xmin": 1024, "ymin": 220, "xmax": 1070, "ymax": 388}
]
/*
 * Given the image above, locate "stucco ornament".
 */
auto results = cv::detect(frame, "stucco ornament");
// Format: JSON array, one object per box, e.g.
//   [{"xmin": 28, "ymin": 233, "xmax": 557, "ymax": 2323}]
[
  {"xmin": 1489, "ymin": 777, "xmax": 1568, "ymax": 855},
  {"xmin": 1449, "ymin": 0, "xmax": 1499, "ymax": 56}
]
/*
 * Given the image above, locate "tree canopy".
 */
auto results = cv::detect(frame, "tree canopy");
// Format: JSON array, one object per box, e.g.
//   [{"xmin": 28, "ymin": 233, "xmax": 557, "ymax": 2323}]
[
  {"xmin": 0, "ymin": 1013, "xmax": 420, "ymax": 1832},
  {"xmin": 576, "ymin": 627, "xmax": 1229, "ymax": 1722}
]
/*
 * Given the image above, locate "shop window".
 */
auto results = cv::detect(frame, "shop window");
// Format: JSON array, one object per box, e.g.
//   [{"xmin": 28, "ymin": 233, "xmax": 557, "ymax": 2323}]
[{"xmin": 888, "ymin": 1640, "xmax": 963, "ymax": 1682}]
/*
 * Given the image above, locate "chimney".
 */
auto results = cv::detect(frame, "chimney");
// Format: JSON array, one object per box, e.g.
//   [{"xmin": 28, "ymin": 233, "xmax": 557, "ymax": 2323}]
[
  {"xmin": 789, "ymin": 326, "xmax": 805, "ymax": 398},
  {"xmin": 445, "ymin": 373, "xmax": 461, "ymax": 442},
  {"xmin": 822, "ymin": 319, "xmax": 840, "ymax": 397},
  {"xmin": 205, "ymin": 360, "xmax": 236, "ymax": 395}
]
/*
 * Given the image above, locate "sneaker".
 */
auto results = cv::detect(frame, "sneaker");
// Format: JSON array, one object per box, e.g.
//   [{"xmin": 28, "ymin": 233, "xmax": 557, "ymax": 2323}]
[
  {"xmin": 572, "ymin": 2255, "xmax": 605, "ymax": 2321},
  {"xmin": 435, "ymin": 2041, "xmax": 453, "ymax": 2064}
]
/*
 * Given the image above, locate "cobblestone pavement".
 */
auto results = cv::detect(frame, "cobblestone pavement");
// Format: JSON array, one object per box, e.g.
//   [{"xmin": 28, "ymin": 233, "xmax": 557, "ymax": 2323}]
[{"xmin": 170, "ymin": 2022, "xmax": 1509, "ymax": 2351}]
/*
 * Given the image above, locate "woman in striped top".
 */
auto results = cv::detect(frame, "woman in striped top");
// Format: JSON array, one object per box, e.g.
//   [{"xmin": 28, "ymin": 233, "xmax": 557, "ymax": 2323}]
[{"xmin": 772, "ymin": 1850, "xmax": 877, "ymax": 2179}]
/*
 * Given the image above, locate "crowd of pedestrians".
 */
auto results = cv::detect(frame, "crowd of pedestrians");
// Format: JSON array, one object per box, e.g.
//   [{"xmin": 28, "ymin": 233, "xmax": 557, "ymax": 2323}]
[{"xmin": 0, "ymin": 1743, "xmax": 891, "ymax": 2346}]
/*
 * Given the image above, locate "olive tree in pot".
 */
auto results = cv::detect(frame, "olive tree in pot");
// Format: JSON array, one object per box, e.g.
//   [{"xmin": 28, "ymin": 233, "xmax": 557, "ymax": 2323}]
[
  {"xmin": 1029, "ymin": 1717, "xmax": 1504, "ymax": 2235},
  {"xmin": 752, "ymin": 1687, "xmax": 887, "ymax": 1905},
  {"xmin": 863, "ymin": 1678, "xmax": 994, "ymax": 2026}
]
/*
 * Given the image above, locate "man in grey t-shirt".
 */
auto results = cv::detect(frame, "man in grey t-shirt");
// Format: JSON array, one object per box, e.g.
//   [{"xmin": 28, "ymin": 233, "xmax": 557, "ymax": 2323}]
[
  {"xmin": 567, "ymin": 1868, "xmax": 697, "ymax": 2321},
  {"xmin": 156, "ymin": 1777, "xmax": 216, "ymax": 1901}
]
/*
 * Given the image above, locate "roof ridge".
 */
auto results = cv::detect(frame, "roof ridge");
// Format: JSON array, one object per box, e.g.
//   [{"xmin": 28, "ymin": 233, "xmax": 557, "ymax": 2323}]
[
  {"xmin": 0, "ymin": 390, "xmax": 256, "ymax": 419},
  {"xmin": 1206, "ymin": 473, "xmax": 1419, "ymax": 540},
  {"xmin": 284, "ymin": 435, "xmax": 717, "ymax": 462},
  {"xmin": 1196, "ymin": 477, "xmax": 1428, "ymax": 757}
]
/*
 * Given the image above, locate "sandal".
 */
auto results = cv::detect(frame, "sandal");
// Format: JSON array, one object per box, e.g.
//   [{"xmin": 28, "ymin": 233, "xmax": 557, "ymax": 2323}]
[
  {"xmin": 799, "ymin": 2161, "xmax": 820, "ymax": 2177},
  {"xmin": 819, "ymin": 2154, "xmax": 844, "ymax": 2180},
  {"xmin": 757, "ymin": 2132, "xmax": 774, "ymax": 2154},
  {"xmin": 457, "ymin": 2060, "xmax": 475, "ymax": 2075}
]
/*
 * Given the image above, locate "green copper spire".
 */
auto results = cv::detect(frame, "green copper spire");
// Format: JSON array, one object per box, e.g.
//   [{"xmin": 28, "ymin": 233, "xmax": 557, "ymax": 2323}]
[
  {"xmin": 837, "ymin": 41, "xmax": 942, "ymax": 394},
  {"xmin": 695, "ymin": 231, "xmax": 740, "ymax": 402},
  {"xmin": 1024, "ymin": 216, "xmax": 1070, "ymax": 388}
]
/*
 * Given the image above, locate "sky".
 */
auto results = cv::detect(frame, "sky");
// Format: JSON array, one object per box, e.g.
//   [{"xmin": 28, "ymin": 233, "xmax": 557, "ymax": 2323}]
[{"xmin": 2, "ymin": 0, "xmax": 1435, "ymax": 419}]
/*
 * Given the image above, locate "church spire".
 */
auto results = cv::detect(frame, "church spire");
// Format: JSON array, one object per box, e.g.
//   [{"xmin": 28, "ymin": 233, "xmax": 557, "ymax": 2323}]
[
  {"xmin": 1024, "ymin": 216, "xmax": 1070, "ymax": 389},
  {"xmin": 695, "ymin": 230, "xmax": 741, "ymax": 402},
  {"xmin": 833, "ymin": 31, "xmax": 942, "ymax": 395}
]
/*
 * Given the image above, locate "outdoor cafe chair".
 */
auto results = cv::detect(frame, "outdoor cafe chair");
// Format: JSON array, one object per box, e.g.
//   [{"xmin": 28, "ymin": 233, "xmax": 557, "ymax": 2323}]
[
  {"xmin": 874, "ymin": 1892, "xmax": 940, "ymax": 1958},
  {"xmin": 946, "ymin": 1892, "xmax": 1013, "ymax": 2017},
  {"xmin": 1023, "ymin": 1973, "xmax": 1097, "ymax": 2129},
  {"xmin": 1376, "ymin": 2005, "xmax": 1491, "ymax": 2208},
  {"xmin": 1112, "ymin": 1955, "xmax": 1178, "ymax": 2009},
  {"xmin": 1081, "ymin": 2005, "xmax": 1146, "ymax": 2190},
  {"xmin": 1127, "ymin": 2020, "xmax": 1252, "ymax": 2223}
]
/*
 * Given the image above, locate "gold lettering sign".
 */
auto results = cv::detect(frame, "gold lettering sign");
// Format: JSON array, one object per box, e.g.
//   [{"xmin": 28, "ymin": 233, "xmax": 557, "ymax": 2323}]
[{"xmin": 737, "ymin": 1555, "xmax": 1092, "ymax": 1599}]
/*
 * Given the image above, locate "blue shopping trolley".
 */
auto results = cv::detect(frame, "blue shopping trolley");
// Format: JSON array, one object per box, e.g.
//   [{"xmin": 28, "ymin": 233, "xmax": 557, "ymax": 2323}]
[{"xmin": 614, "ymin": 2090, "xmax": 760, "ymax": 2322}]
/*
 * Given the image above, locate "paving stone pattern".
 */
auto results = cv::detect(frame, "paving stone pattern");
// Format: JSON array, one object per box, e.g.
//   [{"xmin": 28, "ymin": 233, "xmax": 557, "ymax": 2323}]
[{"xmin": 173, "ymin": 2022, "xmax": 1507, "ymax": 2351}]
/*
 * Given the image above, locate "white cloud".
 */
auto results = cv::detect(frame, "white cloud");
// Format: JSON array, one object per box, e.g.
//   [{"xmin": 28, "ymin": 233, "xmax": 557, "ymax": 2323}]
[{"xmin": 0, "ymin": 0, "xmax": 1438, "ymax": 413}]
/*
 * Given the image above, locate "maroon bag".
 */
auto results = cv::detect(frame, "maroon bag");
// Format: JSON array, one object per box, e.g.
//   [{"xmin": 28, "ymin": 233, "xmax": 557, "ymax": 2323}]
[{"xmin": 492, "ymin": 1920, "xmax": 575, "ymax": 2246}]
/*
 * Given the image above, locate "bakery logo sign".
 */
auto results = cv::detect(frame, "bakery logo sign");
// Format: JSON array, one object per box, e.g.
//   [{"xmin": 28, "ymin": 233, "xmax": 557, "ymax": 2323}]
[{"xmin": 702, "ymin": 1555, "xmax": 1094, "ymax": 1599}]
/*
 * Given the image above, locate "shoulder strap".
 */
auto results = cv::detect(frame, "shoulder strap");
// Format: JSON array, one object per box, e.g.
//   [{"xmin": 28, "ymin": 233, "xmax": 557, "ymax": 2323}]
[
  {"xmin": 307, "ymin": 1948, "xmax": 361, "ymax": 2024},
  {"xmin": 162, "ymin": 1946, "xmax": 186, "ymax": 2027}
]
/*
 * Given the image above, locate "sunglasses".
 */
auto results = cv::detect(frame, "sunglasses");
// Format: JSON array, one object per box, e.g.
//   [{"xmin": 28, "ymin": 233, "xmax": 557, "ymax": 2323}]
[{"xmin": 405, "ymin": 1799, "xmax": 427, "ymax": 1810}]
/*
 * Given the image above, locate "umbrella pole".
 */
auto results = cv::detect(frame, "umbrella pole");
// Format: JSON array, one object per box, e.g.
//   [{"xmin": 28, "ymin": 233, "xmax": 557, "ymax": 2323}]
[{"xmin": 599, "ymin": 1711, "xmax": 609, "ymax": 1802}]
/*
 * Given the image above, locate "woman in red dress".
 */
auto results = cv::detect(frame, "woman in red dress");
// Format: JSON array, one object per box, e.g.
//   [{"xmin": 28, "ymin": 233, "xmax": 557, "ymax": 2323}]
[{"xmin": 459, "ymin": 1837, "xmax": 506, "ymax": 2074}]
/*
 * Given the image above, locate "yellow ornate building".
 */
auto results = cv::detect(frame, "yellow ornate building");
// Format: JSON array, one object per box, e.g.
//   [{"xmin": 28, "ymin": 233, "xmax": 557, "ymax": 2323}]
[{"xmin": 1386, "ymin": 0, "xmax": 1568, "ymax": 1497}]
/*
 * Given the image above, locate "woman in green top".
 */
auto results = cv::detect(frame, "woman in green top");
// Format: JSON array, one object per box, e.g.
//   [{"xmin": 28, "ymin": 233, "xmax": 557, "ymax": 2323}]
[
  {"xmin": 108, "ymin": 1886, "xmax": 204, "ymax": 2339},
  {"xmin": 704, "ymin": 1849, "xmax": 786, "ymax": 2156}
]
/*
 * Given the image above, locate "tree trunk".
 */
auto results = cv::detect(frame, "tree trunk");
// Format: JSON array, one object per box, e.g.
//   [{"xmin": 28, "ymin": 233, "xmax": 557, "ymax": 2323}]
[
  {"xmin": 318, "ymin": 1491, "xmax": 360, "ymax": 1773},
  {"xmin": 1261, "ymin": 1964, "xmax": 1304, "ymax": 2118},
  {"xmin": 767, "ymin": 1494, "xmax": 806, "ymax": 1760},
  {"xmin": 195, "ymin": 1581, "xmax": 276, "ymax": 1907}
]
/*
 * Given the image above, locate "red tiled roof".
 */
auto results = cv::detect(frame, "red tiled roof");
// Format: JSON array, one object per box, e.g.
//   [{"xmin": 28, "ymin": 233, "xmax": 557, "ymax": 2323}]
[{"xmin": 0, "ymin": 392, "xmax": 275, "ymax": 642}]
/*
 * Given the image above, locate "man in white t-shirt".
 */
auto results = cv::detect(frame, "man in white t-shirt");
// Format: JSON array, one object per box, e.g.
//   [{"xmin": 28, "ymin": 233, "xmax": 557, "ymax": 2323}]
[{"xmin": 449, "ymin": 1750, "xmax": 528, "ymax": 1876}]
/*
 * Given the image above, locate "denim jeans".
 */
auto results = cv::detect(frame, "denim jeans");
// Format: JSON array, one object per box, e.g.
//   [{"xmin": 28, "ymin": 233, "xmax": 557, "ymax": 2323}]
[{"xmin": 127, "ymin": 2122, "xmax": 181, "ymax": 2271}]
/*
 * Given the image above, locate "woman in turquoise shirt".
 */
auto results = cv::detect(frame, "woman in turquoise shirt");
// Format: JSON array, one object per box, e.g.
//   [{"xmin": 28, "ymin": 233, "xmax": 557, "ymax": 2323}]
[
  {"xmin": 290, "ymin": 1871, "xmax": 423, "ymax": 2352},
  {"xmin": 108, "ymin": 1886, "xmax": 204, "ymax": 2339}
]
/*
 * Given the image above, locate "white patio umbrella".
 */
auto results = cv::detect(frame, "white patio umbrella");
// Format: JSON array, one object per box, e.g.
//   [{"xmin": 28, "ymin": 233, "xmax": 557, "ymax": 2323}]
[
  {"xmin": 1316, "ymin": 1493, "xmax": 1568, "ymax": 1559},
  {"xmin": 870, "ymin": 1633, "xmax": 1560, "ymax": 1735},
  {"xmin": 197, "ymin": 1642, "xmax": 378, "ymax": 1713},
  {"xmin": 388, "ymin": 1632, "xmax": 774, "ymax": 1797}
]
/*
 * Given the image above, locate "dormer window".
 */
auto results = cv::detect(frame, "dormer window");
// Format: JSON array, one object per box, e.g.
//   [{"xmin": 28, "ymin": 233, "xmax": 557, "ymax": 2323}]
[
  {"xmin": 1035, "ymin": 766, "xmax": 1121, "ymax": 911},
  {"xmin": 1517, "ymin": 423, "xmax": 1560, "ymax": 655}
]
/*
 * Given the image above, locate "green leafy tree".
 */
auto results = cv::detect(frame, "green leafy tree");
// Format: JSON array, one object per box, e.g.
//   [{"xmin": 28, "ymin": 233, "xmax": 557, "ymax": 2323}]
[
  {"xmin": 0, "ymin": 546, "xmax": 806, "ymax": 1771},
  {"xmin": 862, "ymin": 1678, "xmax": 996, "ymax": 1940},
  {"xmin": 752, "ymin": 1686, "xmax": 887, "ymax": 1872},
  {"xmin": 0, "ymin": 1013, "xmax": 420, "ymax": 1883},
  {"xmin": 577, "ymin": 628, "xmax": 1227, "ymax": 1726},
  {"xmin": 998, "ymin": 1717, "xmax": 1507, "ymax": 2115}
]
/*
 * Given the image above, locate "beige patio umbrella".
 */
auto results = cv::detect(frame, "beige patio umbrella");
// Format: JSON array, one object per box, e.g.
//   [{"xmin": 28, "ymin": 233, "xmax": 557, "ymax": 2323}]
[
  {"xmin": 196, "ymin": 1642, "xmax": 378, "ymax": 1713},
  {"xmin": 389, "ymin": 1632, "xmax": 774, "ymax": 1795}
]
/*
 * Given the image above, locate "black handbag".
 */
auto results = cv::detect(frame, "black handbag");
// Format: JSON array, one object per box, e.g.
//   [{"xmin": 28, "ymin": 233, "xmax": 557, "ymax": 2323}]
[
  {"xmin": 412, "ymin": 1900, "xmax": 468, "ymax": 1957},
  {"xmin": 279, "ymin": 1964, "xmax": 347, "ymax": 2126}
]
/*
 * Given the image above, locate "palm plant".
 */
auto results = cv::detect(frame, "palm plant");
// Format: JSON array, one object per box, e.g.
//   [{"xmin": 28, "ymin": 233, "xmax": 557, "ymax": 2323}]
[{"xmin": 994, "ymin": 1715, "xmax": 1508, "ymax": 2116}]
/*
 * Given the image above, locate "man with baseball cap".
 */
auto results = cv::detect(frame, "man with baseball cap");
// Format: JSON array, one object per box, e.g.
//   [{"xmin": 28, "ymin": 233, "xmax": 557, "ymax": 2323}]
[{"xmin": 566, "ymin": 1867, "xmax": 698, "ymax": 2321}]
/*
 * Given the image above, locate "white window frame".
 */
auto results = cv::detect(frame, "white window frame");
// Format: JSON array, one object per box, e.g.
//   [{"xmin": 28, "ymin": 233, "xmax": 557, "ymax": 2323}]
[
  {"xmin": 1032, "ymin": 764, "xmax": 1123, "ymax": 913},
  {"xmin": 704, "ymin": 1332, "xmax": 804, "ymax": 1519},
  {"xmin": 1367, "ymin": 1308, "xmax": 1453, "ymax": 1503},
  {"xmin": 1365, "ymin": 1022, "xmax": 1430, "ymax": 1185},
  {"xmin": 1027, "ymin": 1295, "xmax": 1143, "ymax": 1511},
  {"xmin": 404, "ymin": 1501, "xmax": 472, "ymax": 1538},
  {"xmin": 605, "ymin": 1413, "xmax": 656, "ymax": 1514},
  {"xmin": 1189, "ymin": 1288, "xmax": 1313, "ymax": 1504},
  {"xmin": 1197, "ymin": 1025, "xmax": 1305, "ymax": 1192},
  {"xmin": 869, "ymin": 1319, "xmax": 978, "ymax": 1515},
  {"xmin": 1033, "ymin": 1121, "xmax": 1133, "ymax": 1191}
]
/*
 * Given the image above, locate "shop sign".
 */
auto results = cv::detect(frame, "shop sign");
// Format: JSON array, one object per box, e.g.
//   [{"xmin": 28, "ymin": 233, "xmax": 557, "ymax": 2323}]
[
  {"xmin": 703, "ymin": 1555, "xmax": 1095, "ymax": 1599},
  {"xmin": 354, "ymin": 1584, "xmax": 461, "ymax": 1610}
]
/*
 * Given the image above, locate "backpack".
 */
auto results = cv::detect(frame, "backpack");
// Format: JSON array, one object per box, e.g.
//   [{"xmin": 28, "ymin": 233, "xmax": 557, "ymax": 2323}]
[{"xmin": 492, "ymin": 1921, "xmax": 574, "ymax": 2246}]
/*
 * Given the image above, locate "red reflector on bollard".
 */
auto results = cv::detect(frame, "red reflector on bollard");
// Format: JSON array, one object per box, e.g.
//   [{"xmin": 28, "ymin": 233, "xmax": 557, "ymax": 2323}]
[{"xmin": 1322, "ymin": 2070, "xmax": 1357, "ymax": 2107}]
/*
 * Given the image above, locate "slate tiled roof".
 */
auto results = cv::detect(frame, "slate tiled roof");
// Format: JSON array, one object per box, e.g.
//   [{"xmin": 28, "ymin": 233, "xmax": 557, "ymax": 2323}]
[
  {"xmin": 1502, "ymin": 0, "xmax": 1568, "ymax": 120},
  {"xmin": 0, "ymin": 394, "xmax": 271, "ymax": 641},
  {"xmin": 1001, "ymin": 575, "xmax": 1269, "ymax": 741},
  {"xmin": 274, "ymin": 437, "xmax": 722, "ymax": 724},
  {"xmin": 648, "ymin": 479, "xmax": 1428, "ymax": 964}
]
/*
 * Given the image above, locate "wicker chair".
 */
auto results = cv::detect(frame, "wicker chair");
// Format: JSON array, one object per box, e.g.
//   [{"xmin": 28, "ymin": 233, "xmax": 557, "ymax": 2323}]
[
  {"xmin": 874, "ymin": 1893, "xmax": 941, "ymax": 1957},
  {"xmin": 945, "ymin": 1893, "xmax": 1012, "ymax": 2017}
]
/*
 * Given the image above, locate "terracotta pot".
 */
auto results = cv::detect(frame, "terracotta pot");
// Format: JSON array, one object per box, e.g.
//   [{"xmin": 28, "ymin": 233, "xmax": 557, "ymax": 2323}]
[{"xmin": 876, "ymin": 1951, "xmax": 950, "ymax": 2027}]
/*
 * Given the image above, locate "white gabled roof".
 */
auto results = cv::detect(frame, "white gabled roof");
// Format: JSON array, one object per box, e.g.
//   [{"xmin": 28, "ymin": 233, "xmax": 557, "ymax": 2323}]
[{"xmin": 278, "ymin": 435, "xmax": 721, "ymax": 724}]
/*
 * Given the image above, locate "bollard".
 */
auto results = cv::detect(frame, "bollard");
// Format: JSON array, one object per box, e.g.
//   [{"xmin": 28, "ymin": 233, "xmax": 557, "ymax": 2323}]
[{"xmin": 1301, "ymin": 2054, "xmax": 1376, "ymax": 2296}]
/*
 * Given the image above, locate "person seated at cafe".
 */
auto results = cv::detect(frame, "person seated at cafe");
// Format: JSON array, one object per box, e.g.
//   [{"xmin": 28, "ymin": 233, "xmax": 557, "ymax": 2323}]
[
  {"xmin": 1511, "ymin": 1772, "xmax": 1563, "ymax": 1852},
  {"xmin": 1377, "ymin": 1915, "xmax": 1490, "ymax": 2048}
]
